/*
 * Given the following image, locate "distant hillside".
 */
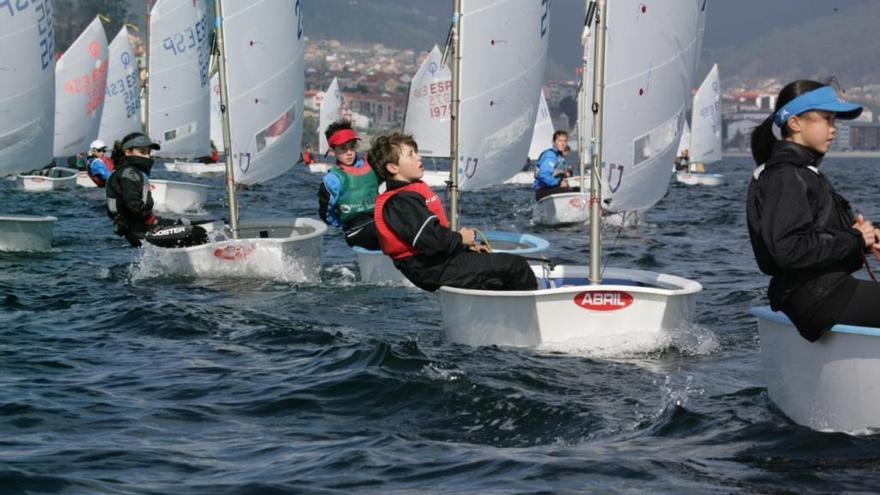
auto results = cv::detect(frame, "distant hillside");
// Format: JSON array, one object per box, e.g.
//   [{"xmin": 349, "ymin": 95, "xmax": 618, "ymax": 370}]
[
  {"xmin": 117, "ymin": 0, "xmax": 879, "ymax": 87},
  {"xmin": 712, "ymin": 1, "xmax": 880, "ymax": 86},
  {"xmin": 302, "ymin": 0, "xmax": 448, "ymax": 51},
  {"xmin": 302, "ymin": 0, "xmax": 580, "ymax": 81}
]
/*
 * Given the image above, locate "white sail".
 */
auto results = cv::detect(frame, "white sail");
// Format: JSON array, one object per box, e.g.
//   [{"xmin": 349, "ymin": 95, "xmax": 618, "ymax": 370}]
[
  {"xmin": 209, "ymin": 72, "xmax": 224, "ymax": 153},
  {"xmin": 318, "ymin": 77, "xmax": 342, "ymax": 155},
  {"xmin": 527, "ymin": 89, "xmax": 554, "ymax": 161},
  {"xmin": 0, "ymin": 1, "xmax": 55, "ymax": 175},
  {"xmin": 458, "ymin": 0, "xmax": 550, "ymax": 191},
  {"xmin": 148, "ymin": 0, "xmax": 211, "ymax": 158},
  {"xmin": 689, "ymin": 63, "xmax": 722, "ymax": 164},
  {"xmin": 54, "ymin": 17, "xmax": 109, "ymax": 158},
  {"xmin": 676, "ymin": 120, "xmax": 691, "ymax": 158},
  {"xmin": 590, "ymin": 0, "xmax": 703, "ymax": 213},
  {"xmin": 403, "ymin": 46, "xmax": 451, "ymax": 157},
  {"xmin": 98, "ymin": 26, "xmax": 142, "ymax": 146},
  {"xmin": 221, "ymin": 0, "xmax": 305, "ymax": 185}
]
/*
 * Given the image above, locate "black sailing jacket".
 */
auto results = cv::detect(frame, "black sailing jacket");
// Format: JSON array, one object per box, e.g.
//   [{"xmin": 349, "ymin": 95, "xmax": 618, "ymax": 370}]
[
  {"xmin": 746, "ymin": 141, "xmax": 865, "ymax": 340},
  {"xmin": 106, "ymin": 156, "xmax": 155, "ymax": 240}
]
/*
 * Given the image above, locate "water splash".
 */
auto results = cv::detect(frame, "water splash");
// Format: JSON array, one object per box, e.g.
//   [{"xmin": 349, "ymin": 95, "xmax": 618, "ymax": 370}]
[
  {"xmin": 538, "ymin": 322, "xmax": 718, "ymax": 359},
  {"xmin": 129, "ymin": 241, "xmax": 320, "ymax": 283},
  {"xmin": 322, "ymin": 264, "xmax": 359, "ymax": 286},
  {"xmin": 658, "ymin": 373, "xmax": 704, "ymax": 409}
]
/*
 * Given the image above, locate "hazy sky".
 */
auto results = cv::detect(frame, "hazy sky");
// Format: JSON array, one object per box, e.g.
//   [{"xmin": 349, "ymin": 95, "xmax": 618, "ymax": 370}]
[
  {"xmin": 125, "ymin": 0, "xmax": 862, "ymax": 45},
  {"xmin": 124, "ymin": 0, "xmax": 867, "ymax": 69},
  {"xmin": 548, "ymin": 0, "xmax": 864, "ymax": 66}
]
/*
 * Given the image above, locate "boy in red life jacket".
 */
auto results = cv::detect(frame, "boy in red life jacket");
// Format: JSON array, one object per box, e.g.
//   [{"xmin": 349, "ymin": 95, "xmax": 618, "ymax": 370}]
[{"xmin": 369, "ymin": 132, "xmax": 537, "ymax": 292}]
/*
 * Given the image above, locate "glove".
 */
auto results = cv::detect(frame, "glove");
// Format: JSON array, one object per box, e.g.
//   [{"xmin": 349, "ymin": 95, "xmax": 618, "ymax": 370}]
[
  {"xmin": 145, "ymin": 215, "xmax": 158, "ymax": 226},
  {"xmin": 112, "ymin": 218, "xmax": 126, "ymax": 237}
]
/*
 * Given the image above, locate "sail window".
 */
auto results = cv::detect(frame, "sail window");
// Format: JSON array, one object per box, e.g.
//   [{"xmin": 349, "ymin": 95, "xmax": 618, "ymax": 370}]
[{"xmin": 256, "ymin": 104, "xmax": 297, "ymax": 153}]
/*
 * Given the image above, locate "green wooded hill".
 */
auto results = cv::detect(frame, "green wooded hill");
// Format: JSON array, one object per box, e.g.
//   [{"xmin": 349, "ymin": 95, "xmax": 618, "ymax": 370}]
[
  {"xmin": 711, "ymin": 1, "xmax": 880, "ymax": 86},
  {"xmin": 63, "ymin": 0, "xmax": 880, "ymax": 87}
]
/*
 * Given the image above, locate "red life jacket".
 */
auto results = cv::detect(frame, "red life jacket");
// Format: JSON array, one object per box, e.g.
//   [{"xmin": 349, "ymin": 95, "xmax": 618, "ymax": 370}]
[
  {"xmin": 336, "ymin": 158, "xmax": 373, "ymax": 176},
  {"xmin": 374, "ymin": 181, "xmax": 449, "ymax": 260},
  {"xmin": 89, "ymin": 156, "xmax": 116, "ymax": 187}
]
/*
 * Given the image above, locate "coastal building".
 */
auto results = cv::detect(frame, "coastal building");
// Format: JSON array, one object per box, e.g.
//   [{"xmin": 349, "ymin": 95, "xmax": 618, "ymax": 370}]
[{"xmin": 850, "ymin": 123, "xmax": 880, "ymax": 151}]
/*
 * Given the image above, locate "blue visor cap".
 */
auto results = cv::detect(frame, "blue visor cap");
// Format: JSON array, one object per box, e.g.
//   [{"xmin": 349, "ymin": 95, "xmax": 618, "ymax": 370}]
[{"xmin": 773, "ymin": 86, "xmax": 863, "ymax": 127}]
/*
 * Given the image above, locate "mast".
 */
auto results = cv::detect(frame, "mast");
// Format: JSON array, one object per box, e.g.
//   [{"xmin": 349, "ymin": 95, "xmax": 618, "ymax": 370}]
[
  {"xmin": 213, "ymin": 0, "xmax": 239, "ymax": 238},
  {"xmin": 448, "ymin": 0, "xmax": 462, "ymax": 230},
  {"xmin": 578, "ymin": 2, "xmax": 594, "ymax": 199},
  {"xmin": 144, "ymin": 0, "xmax": 152, "ymax": 133},
  {"xmin": 689, "ymin": 91, "xmax": 695, "ymax": 157},
  {"xmin": 588, "ymin": 0, "xmax": 607, "ymax": 284}
]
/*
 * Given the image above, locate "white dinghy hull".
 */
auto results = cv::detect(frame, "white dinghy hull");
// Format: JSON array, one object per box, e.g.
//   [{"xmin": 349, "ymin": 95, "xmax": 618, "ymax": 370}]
[
  {"xmin": 533, "ymin": 192, "xmax": 590, "ymax": 226},
  {"xmin": 354, "ymin": 247, "xmax": 413, "ymax": 286},
  {"xmin": 752, "ymin": 306, "xmax": 880, "ymax": 433},
  {"xmin": 17, "ymin": 167, "xmax": 79, "ymax": 192},
  {"xmin": 421, "ymin": 170, "xmax": 448, "ymax": 189},
  {"xmin": 76, "ymin": 171, "xmax": 97, "ymax": 188},
  {"xmin": 163, "ymin": 161, "xmax": 226, "ymax": 177},
  {"xmin": 420, "ymin": 170, "xmax": 532, "ymax": 189},
  {"xmin": 354, "ymin": 231, "xmax": 550, "ymax": 285},
  {"xmin": 308, "ymin": 163, "xmax": 331, "ymax": 174},
  {"xmin": 504, "ymin": 171, "xmax": 534, "ymax": 186},
  {"xmin": 675, "ymin": 172, "xmax": 723, "ymax": 187},
  {"xmin": 439, "ymin": 265, "xmax": 701, "ymax": 348},
  {"xmin": 0, "ymin": 215, "xmax": 58, "ymax": 251},
  {"xmin": 150, "ymin": 179, "xmax": 210, "ymax": 213},
  {"xmin": 142, "ymin": 218, "xmax": 327, "ymax": 281}
]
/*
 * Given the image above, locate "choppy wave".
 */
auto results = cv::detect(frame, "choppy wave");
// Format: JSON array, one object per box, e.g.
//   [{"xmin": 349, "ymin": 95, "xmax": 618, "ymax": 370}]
[{"xmin": 2, "ymin": 159, "xmax": 880, "ymax": 493}]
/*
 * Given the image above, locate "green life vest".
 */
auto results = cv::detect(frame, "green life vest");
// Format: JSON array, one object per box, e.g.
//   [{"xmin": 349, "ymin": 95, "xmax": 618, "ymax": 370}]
[{"xmin": 330, "ymin": 165, "xmax": 379, "ymax": 224}]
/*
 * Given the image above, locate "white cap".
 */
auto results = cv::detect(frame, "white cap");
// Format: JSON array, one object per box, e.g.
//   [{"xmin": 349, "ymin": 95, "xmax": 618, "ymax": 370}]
[{"xmin": 89, "ymin": 139, "xmax": 107, "ymax": 151}]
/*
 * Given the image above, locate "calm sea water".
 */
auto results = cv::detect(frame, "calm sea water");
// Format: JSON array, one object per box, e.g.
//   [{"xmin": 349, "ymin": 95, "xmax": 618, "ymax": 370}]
[{"xmin": 3, "ymin": 157, "xmax": 880, "ymax": 494}]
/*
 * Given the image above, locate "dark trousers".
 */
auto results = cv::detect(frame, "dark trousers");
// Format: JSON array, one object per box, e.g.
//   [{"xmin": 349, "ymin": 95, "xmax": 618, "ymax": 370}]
[
  {"xmin": 785, "ymin": 276, "xmax": 880, "ymax": 341},
  {"xmin": 397, "ymin": 251, "xmax": 537, "ymax": 292},
  {"xmin": 837, "ymin": 278, "xmax": 880, "ymax": 327},
  {"xmin": 535, "ymin": 186, "xmax": 580, "ymax": 201},
  {"xmin": 145, "ymin": 223, "xmax": 209, "ymax": 248},
  {"xmin": 343, "ymin": 217, "xmax": 380, "ymax": 250},
  {"xmin": 117, "ymin": 216, "xmax": 208, "ymax": 248}
]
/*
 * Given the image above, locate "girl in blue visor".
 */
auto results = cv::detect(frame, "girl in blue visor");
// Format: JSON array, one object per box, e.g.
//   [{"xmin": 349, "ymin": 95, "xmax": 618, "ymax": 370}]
[{"xmin": 746, "ymin": 79, "xmax": 880, "ymax": 342}]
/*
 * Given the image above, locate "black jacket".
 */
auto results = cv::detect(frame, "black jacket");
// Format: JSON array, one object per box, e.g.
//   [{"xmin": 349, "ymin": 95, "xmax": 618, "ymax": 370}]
[
  {"xmin": 381, "ymin": 180, "xmax": 464, "ymax": 290},
  {"xmin": 746, "ymin": 141, "xmax": 864, "ymax": 340},
  {"xmin": 106, "ymin": 156, "xmax": 155, "ymax": 240}
]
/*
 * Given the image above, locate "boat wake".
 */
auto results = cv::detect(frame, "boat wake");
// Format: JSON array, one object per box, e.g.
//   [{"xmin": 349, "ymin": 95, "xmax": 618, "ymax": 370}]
[
  {"xmin": 130, "ymin": 240, "xmax": 319, "ymax": 283},
  {"xmin": 322, "ymin": 264, "xmax": 359, "ymax": 286},
  {"xmin": 537, "ymin": 322, "xmax": 719, "ymax": 359}
]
